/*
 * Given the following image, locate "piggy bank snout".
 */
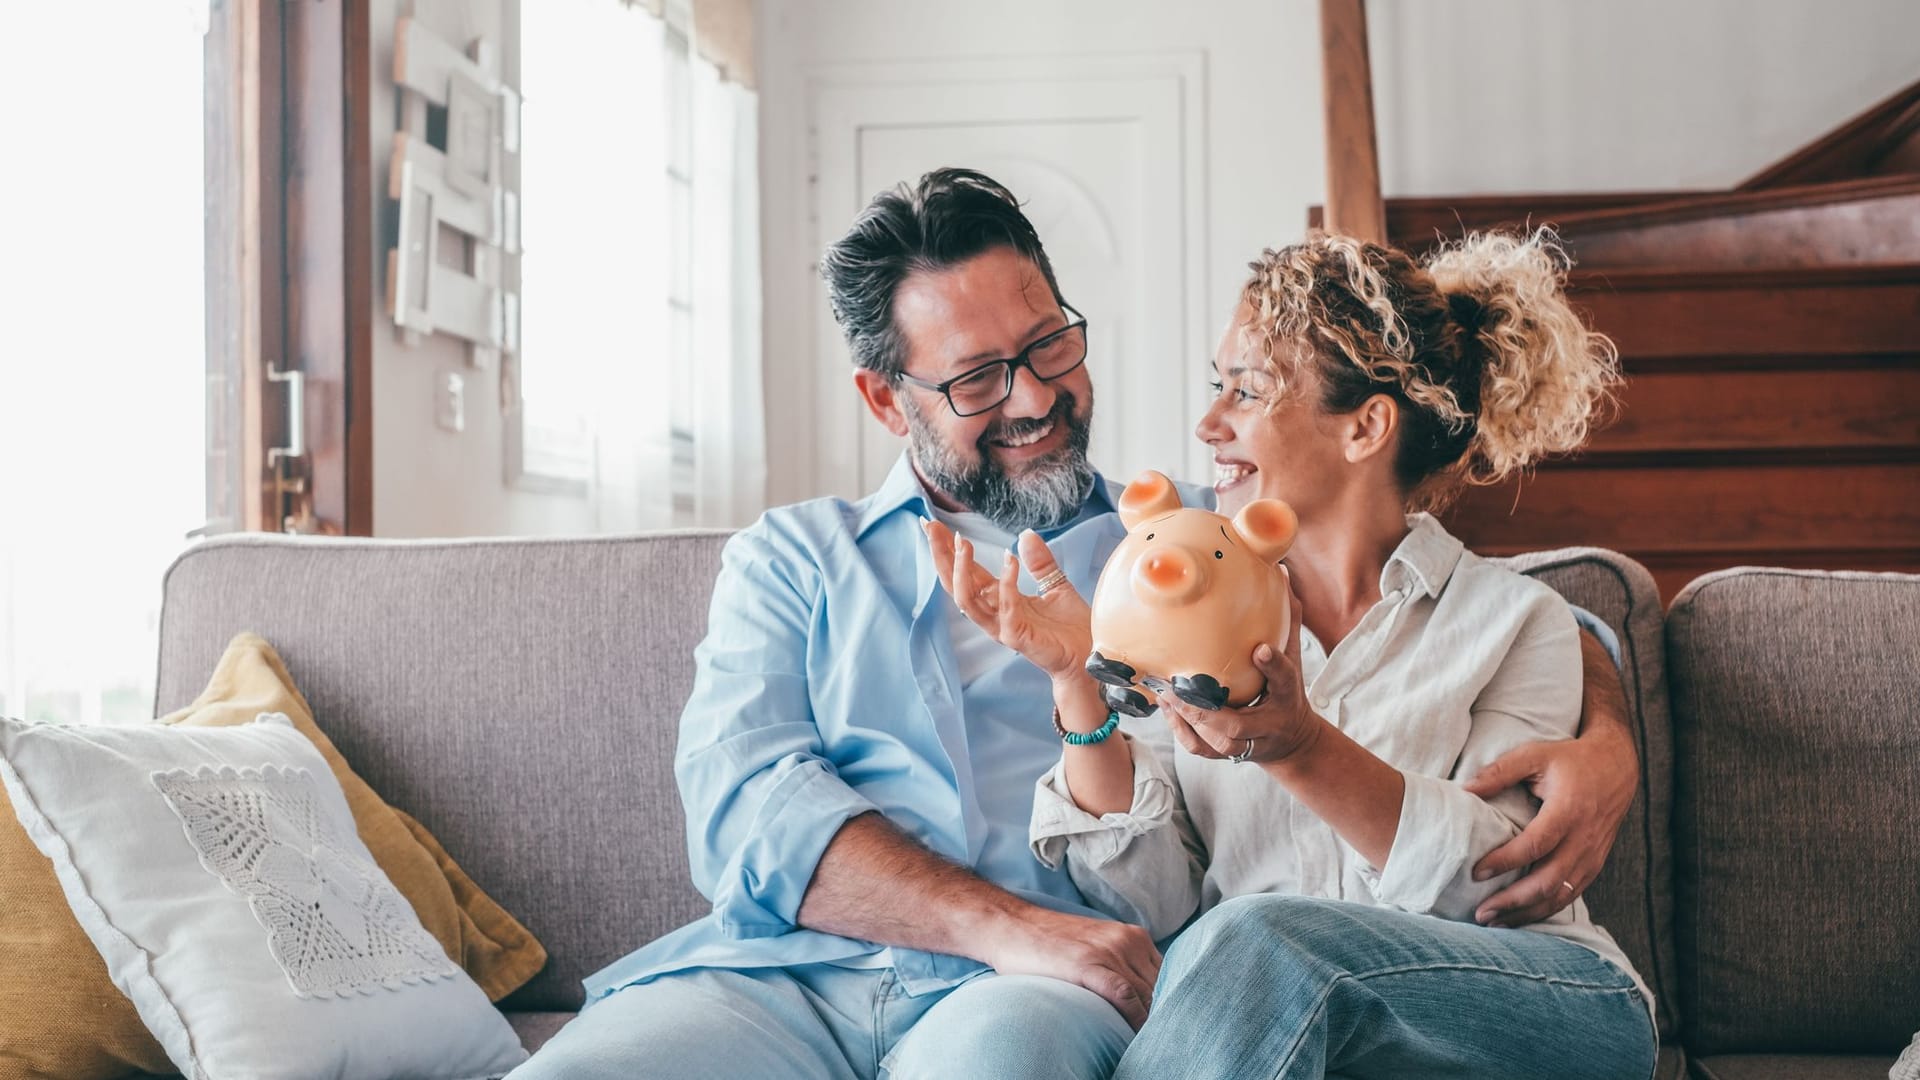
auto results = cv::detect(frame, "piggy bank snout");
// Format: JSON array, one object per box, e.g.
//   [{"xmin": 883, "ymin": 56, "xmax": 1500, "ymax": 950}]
[{"xmin": 1130, "ymin": 547, "xmax": 1205, "ymax": 603}]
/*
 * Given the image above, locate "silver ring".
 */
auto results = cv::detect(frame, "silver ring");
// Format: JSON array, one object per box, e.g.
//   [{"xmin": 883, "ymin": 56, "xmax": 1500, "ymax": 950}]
[
  {"xmin": 1034, "ymin": 568, "xmax": 1070, "ymax": 596},
  {"xmin": 1559, "ymin": 880, "xmax": 1576, "ymax": 894},
  {"xmin": 1227, "ymin": 738, "xmax": 1256, "ymax": 764}
]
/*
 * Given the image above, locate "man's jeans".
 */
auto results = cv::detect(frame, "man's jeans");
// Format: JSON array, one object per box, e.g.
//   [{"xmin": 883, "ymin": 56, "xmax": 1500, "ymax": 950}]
[
  {"xmin": 506, "ymin": 963, "xmax": 1132, "ymax": 1080},
  {"xmin": 1115, "ymin": 895, "xmax": 1657, "ymax": 1080}
]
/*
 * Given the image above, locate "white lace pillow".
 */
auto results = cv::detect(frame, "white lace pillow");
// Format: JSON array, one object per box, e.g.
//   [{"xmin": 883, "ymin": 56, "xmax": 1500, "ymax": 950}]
[
  {"xmin": 1894, "ymin": 1029, "xmax": 1920, "ymax": 1080},
  {"xmin": 0, "ymin": 712, "xmax": 527, "ymax": 1079}
]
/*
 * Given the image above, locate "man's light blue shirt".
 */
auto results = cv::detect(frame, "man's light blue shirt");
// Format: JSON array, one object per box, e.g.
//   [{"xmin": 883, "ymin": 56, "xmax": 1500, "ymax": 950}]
[
  {"xmin": 587, "ymin": 455, "xmax": 1189, "ymax": 1001},
  {"xmin": 585, "ymin": 454, "xmax": 1619, "ymax": 1004}
]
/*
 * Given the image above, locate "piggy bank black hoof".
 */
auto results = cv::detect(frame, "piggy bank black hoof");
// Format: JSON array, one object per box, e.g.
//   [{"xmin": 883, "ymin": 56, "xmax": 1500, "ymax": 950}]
[
  {"xmin": 1171, "ymin": 673, "xmax": 1229, "ymax": 711},
  {"xmin": 1102, "ymin": 682, "xmax": 1156, "ymax": 718},
  {"xmin": 1085, "ymin": 651, "xmax": 1137, "ymax": 687}
]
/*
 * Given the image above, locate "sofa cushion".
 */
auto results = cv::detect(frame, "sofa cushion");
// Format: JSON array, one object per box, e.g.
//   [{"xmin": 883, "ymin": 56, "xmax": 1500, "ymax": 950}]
[
  {"xmin": 156, "ymin": 534, "xmax": 729, "ymax": 1011},
  {"xmin": 163, "ymin": 633, "xmax": 547, "ymax": 1002},
  {"xmin": 1669, "ymin": 568, "xmax": 1920, "ymax": 1054},
  {"xmin": 0, "ymin": 629, "xmax": 550, "ymax": 1079},
  {"xmin": 1690, "ymin": 1054, "xmax": 1900, "ymax": 1080},
  {"xmin": 505, "ymin": 1011, "xmax": 577, "ymax": 1055},
  {"xmin": 0, "ymin": 713, "xmax": 527, "ymax": 1079},
  {"xmin": 157, "ymin": 534, "xmax": 1683, "ymax": 1026},
  {"xmin": 1496, "ymin": 548, "xmax": 1680, "ymax": 1041}
]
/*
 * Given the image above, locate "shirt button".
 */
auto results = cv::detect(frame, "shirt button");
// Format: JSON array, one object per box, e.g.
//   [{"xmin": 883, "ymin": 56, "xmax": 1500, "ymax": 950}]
[{"xmin": 1311, "ymin": 694, "xmax": 1329, "ymax": 711}]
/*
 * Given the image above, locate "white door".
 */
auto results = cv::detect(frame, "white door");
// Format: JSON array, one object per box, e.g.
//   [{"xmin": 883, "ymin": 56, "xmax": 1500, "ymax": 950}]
[{"xmin": 811, "ymin": 54, "xmax": 1211, "ymax": 498}]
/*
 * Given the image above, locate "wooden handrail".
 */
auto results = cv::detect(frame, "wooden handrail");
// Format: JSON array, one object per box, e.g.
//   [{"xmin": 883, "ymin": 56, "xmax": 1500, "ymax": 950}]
[
  {"xmin": 1548, "ymin": 174, "xmax": 1920, "ymax": 235},
  {"xmin": 1566, "ymin": 261, "xmax": 1920, "ymax": 291},
  {"xmin": 1739, "ymin": 77, "xmax": 1920, "ymax": 190}
]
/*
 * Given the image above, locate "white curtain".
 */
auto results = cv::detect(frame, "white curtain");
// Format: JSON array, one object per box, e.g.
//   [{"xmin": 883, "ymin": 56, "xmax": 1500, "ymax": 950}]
[
  {"xmin": 516, "ymin": 1, "xmax": 762, "ymax": 533},
  {"xmin": 0, "ymin": 2, "xmax": 207, "ymax": 724},
  {"xmin": 688, "ymin": 57, "xmax": 765, "ymax": 528},
  {"xmin": 518, "ymin": 1, "xmax": 672, "ymax": 532}
]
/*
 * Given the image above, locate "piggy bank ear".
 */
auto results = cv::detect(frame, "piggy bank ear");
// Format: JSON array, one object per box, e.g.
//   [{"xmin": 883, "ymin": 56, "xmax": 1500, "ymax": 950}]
[
  {"xmin": 1118, "ymin": 470, "xmax": 1183, "ymax": 530},
  {"xmin": 1232, "ymin": 499, "xmax": 1298, "ymax": 562}
]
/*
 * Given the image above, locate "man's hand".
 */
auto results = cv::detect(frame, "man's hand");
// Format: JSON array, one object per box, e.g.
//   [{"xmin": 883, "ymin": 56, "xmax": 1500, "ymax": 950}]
[
  {"xmin": 972, "ymin": 905, "xmax": 1162, "ymax": 1031},
  {"xmin": 1463, "ymin": 630, "xmax": 1639, "ymax": 928},
  {"xmin": 925, "ymin": 521, "xmax": 1094, "ymax": 681},
  {"xmin": 797, "ymin": 813, "xmax": 1160, "ymax": 1027}
]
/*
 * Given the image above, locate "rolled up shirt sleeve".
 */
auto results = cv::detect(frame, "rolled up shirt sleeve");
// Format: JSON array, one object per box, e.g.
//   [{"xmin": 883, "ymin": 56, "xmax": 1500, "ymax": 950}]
[
  {"xmin": 1567, "ymin": 603, "xmax": 1622, "ymax": 669},
  {"xmin": 1031, "ymin": 723, "xmax": 1205, "ymax": 941},
  {"xmin": 1356, "ymin": 589, "xmax": 1584, "ymax": 921},
  {"xmin": 674, "ymin": 524, "xmax": 879, "ymax": 939}
]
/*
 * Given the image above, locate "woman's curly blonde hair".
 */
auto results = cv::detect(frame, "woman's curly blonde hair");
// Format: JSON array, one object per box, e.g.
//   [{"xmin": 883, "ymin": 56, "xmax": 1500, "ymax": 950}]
[{"xmin": 1238, "ymin": 228, "xmax": 1621, "ymax": 512}]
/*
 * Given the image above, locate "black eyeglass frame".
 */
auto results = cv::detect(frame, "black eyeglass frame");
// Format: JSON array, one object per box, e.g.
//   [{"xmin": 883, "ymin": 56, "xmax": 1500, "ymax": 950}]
[{"xmin": 894, "ymin": 304, "xmax": 1090, "ymax": 417}]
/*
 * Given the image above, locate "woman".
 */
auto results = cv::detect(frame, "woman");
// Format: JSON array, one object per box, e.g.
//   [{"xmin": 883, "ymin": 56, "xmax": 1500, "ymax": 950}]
[{"xmin": 926, "ymin": 230, "xmax": 1656, "ymax": 1079}]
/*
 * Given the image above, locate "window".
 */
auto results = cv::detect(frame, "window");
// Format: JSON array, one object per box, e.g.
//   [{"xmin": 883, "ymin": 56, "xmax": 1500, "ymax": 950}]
[
  {"xmin": 0, "ymin": 3, "xmax": 208, "ymax": 723},
  {"xmin": 664, "ymin": 16, "xmax": 699, "ymax": 521},
  {"xmin": 513, "ymin": 0, "xmax": 747, "ymax": 529},
  {"xmin": 514, "ymin": 0, "xmax": 674, "ymax": 525}
]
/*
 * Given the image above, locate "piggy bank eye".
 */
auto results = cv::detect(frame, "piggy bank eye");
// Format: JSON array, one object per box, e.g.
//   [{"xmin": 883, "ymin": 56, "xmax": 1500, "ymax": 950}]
[
  {"xmin": 1214, "ymin": 550, "xmax": 1224, "ymax": 559},
  {"xmin": 1146, "ymin": 533, "xmax": 1154, "ymax": 540}
]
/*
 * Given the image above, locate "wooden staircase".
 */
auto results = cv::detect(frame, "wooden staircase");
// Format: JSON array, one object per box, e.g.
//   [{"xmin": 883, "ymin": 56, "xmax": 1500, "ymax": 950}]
[{"xmin": 1311, "ymin": 78, "xmax": 1920, "ymax": 602}]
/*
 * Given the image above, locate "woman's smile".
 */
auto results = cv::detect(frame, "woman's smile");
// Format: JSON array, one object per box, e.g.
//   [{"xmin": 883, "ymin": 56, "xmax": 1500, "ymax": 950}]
[{"xmin": 1214, "ymin": 457, "xmax": 1257, "ymax": 494}]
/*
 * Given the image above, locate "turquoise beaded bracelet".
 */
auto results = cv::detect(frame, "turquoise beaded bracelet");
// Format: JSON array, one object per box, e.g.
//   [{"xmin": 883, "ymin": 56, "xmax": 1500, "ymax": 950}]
[{"xmin": 1053, "ymin": 707, "xmax": 1120, "ymax": 746}]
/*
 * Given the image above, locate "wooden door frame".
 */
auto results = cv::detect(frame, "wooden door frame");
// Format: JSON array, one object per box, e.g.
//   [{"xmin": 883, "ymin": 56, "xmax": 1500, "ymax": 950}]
[{"xmin": 206, "ymin": 0, "xmax": 374, "ymax": 536}]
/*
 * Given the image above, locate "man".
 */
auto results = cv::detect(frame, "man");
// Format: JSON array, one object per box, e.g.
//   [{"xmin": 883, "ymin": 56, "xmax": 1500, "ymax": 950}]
[{"xmin": 510, "ymin": 168, "xmax": 1639, "ymax": 1079}]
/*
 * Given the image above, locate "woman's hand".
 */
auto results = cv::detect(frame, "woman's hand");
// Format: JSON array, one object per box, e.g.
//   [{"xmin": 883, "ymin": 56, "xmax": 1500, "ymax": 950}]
[
  {"xmin": 924, "ymin": 520, "xmax": 1093, "ymax": 683},
  {"xmin": 1158, "ymin": 567, "xmax": 1323, "ymax": 764}
]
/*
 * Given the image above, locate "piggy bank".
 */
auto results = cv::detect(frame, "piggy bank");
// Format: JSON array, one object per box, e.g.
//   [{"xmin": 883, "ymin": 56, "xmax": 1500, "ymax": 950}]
[{"xmin": 1085, "ymin": 470, "xmax": 1297, "ymax": 717}]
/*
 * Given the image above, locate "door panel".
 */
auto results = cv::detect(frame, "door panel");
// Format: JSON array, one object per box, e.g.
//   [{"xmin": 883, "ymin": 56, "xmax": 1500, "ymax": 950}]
[{"xmin": 811, "ymin": 55, "xmax": 1209, "ymax": 499}]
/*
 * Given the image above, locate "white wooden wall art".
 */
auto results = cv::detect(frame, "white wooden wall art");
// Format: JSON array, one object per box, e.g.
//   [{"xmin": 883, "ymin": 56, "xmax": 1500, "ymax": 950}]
[{"xmin": 386, "ymin": 16, "xmax": 521, "ymax": 371}]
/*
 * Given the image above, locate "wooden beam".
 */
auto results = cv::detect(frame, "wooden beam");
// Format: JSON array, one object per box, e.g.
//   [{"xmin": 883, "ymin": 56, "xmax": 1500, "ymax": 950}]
[
  {"xmin": 204, "ymin": 0, "xmax": 284, "ymax": 535},
  {"xmin": 344, "ymin": 0, "xmax": 375, "ymax": 536},
  {"xmin": 278, "ymin": 0, "xmax": 374, "ymax": 536},
  {"xmin": 1318, "ymin": 0, "xmax": 1385, "ymax": 243}
]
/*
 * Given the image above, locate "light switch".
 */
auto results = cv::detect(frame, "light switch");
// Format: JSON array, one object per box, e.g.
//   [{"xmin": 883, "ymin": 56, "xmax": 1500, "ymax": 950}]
[{"xmin": 436, "ymin": 370, "xmax": 466, "ymax": 433}]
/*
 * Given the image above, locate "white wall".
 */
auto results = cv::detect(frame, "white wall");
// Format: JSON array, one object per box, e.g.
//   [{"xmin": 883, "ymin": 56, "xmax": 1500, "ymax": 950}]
[
  {"xmin": 758, "ymin": 0, "xmax": 1327, "ymax": 506},
  {"xmin": 368, "ymin": 0, "xmax": 595, "ymax": 538},
  {"xmin": 1372, "ymin": 0, "xmax": 1920, "ymax": 194},
  {"xmin": 758, "ymin": 0, "xmax": 1920, "ymax": 506}
]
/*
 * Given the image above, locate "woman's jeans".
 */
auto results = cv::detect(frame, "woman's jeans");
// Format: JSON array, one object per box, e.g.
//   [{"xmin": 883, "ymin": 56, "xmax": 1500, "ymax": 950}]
[{"xmin": 1115, "ymin": 895, "xmax": 1656, "ymax": 1080}]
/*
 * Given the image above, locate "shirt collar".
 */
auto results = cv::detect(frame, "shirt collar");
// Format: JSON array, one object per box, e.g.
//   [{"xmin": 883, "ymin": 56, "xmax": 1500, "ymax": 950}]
[
  {"xmin": 1383, "ymin": 512, "xmax": 1466, "ymax": 599},
  {"xmin": 855, "ymin": 452, "xmax": 1117, "ymax": 539}
]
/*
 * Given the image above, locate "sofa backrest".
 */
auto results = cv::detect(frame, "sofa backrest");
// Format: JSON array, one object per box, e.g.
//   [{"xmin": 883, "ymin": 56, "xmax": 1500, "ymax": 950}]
[
  {"xmin": 1667, "ymin": 567, "xmax": 1920, "ymax": 1055},
  {"xmin": 156, "ymin": 534, "xmax": 1679, "ymax": 1026},
  {"xmin": 1496, "ymin": 547, "xmax": 1680, "ymax": 1041},
  {"xmin": 156, "ymin": 533, "xmax": 729, "ymax": 1011}
]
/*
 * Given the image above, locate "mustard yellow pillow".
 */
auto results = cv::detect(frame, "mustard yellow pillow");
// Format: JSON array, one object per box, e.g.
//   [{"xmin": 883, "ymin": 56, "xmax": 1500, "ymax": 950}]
[
  {"xmin": 0, "ymin": 633, "xmax": 546, "ymax": 1080},
  {"xmin": 0, "ymin": 811, "xmax": 171, "ymax": 1077}
]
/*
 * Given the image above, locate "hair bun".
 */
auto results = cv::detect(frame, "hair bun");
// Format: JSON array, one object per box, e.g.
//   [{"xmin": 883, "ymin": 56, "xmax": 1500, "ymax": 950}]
[
  {"xmin": 1446, "ymin": 291, "xmax": 1488, "ymax": 338},
  {"xmin": 1423, "ymin": 228, "xmax": 1620, "ymax": 493}
]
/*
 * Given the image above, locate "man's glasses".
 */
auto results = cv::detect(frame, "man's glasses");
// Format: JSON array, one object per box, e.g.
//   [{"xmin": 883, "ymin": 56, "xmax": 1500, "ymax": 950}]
[{"xmin": 896, "ymin": 305, "xmax": 1089, "ymax": 417}]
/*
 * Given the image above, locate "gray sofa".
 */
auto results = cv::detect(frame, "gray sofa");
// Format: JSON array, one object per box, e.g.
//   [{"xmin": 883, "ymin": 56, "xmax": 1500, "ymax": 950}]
[{"xmin": 152, "ymin": 533, "xmax": 1920, "ymax": 1079}]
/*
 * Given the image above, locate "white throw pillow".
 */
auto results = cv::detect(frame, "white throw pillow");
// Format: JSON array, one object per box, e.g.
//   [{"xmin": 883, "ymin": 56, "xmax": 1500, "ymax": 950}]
[
  {"xmin": 1894, "ymin": 1029, "xmax": 1920, "ymax": 1080},
  {"xmin": 0, "ymin": 712, "xmax": 528, "ymax": 1080}
]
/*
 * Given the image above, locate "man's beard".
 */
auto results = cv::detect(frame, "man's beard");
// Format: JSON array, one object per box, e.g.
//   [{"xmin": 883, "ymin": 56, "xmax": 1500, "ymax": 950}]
[{"xmin": 904, "ymin": 390, "xmax": 1095, "ymax": 533}]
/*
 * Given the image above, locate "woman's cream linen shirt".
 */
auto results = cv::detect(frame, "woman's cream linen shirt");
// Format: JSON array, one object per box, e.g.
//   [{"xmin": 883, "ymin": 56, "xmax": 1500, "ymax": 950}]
[{"xmin": 1030, "ymin": 512, "xmax": 1650, "ymax": 1003}]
